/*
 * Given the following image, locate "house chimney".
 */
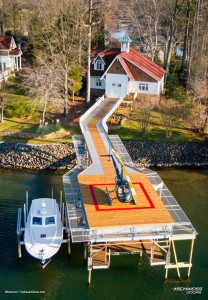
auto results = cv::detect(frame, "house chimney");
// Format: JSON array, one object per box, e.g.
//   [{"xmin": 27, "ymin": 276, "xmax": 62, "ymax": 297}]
[{"xmin": 120, "ymin": 34, "xmax": 131, "ymax": 53}]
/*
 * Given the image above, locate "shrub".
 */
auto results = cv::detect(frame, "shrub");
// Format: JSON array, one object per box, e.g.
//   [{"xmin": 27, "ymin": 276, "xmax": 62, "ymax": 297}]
[
  {"xmin": 36, "ymin": 123, "xmax": 62, "ymax": 135},
  {"xmin": 5, "ymin": 100, "xmax": 37, "ymax": 118}
]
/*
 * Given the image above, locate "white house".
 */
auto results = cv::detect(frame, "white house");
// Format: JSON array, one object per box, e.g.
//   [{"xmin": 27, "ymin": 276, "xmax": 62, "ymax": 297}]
[
  {"xmin": 90, "ymin": 35, "xmax": 166, "ymax": 98},
  {"xmin": 0, "ymin": 35, "xmax": 22, "ymax": 82}
]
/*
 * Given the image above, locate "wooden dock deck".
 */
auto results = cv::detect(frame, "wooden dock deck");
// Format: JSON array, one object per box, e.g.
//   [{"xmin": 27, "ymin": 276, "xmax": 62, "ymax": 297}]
[
  {"xmin": 77, "ymin": 97, "xmax": 174, "ymax": 230},
  {"xmin": 64, "ymin": 96, "xmax": 196, "ymax": 283}
]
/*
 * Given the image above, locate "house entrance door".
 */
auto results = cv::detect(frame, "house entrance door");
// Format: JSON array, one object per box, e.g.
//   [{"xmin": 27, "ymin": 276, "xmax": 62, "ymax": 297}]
[{"xmin": 111, "ymin": 83, "xmax": 122, "ymax": 98}]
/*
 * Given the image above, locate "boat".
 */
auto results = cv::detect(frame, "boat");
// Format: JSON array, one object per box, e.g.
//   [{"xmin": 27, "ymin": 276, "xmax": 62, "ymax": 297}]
[{"xmin": 24, "ymin": 198, "xmax": 63, "ymax": 268}]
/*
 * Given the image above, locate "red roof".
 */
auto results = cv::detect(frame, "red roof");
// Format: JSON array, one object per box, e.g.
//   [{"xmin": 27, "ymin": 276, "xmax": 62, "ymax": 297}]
[
  {"xmin": 91, "ymin": 46, "xmax": 166, "ymax": 81},
  {"xmin": 9, "ymin": 49, "xmax": 22, "ymax": 56},
  {"xmin": 121, "ymin": 48, "xmax": 166, "ymax": 81},
  {"xmin": 0, "ymin": 35, "xmax": 12, "ymax": 50},
  {"xmin": 118, "ymin": 54, "xmax": 135, "ymax": 81}
]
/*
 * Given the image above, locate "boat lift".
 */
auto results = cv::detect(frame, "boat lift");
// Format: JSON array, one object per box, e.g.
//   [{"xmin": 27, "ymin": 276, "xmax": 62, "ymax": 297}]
[{"xmin": 16, "ymin": 189, "xmax": 70, "ymax": 259}]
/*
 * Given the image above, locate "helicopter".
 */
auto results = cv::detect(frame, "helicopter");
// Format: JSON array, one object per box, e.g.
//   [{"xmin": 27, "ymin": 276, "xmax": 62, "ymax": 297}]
[{"xmin": 105, "ymin": 149, "xmax": 137, "ymax": 205}]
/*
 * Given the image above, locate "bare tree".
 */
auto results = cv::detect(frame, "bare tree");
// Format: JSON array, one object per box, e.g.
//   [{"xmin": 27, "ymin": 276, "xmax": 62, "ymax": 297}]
[
  {"xmin": 189, "ymin": 77, "xmax": 208, "ymax": 133},
  {"xmin": 159, "ymin": 98, "xmax": 184, "ymax": 138},
  {"xmin": 133, "ymin": 95, "xmax": 158, "ymax": 136},
  {"xmin": 29, "ymin": 0, "xmax": 87, "ymax": 116},
  {"xmin": 26, "ymin": 63, "xmax": 62, "ymax": 125}
]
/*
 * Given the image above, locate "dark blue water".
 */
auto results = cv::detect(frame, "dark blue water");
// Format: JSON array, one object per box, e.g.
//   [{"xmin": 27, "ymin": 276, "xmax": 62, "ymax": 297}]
[{"xmin": 0, "ymin": 168, "xmax": 207, "ymax": 300}]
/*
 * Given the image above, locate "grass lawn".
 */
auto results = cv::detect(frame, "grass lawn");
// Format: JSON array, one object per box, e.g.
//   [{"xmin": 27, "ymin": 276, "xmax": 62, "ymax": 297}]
[
  {"xmin": 0, "ymin": 75, "xmax": 81, "ymax": 144},
  {"xmin": 109, "ymin": 106, "xmax": 205, "ymax": 142},
  {"xmin": 0, "ymin": 75, "xmax": 206, "ymax": 144}
]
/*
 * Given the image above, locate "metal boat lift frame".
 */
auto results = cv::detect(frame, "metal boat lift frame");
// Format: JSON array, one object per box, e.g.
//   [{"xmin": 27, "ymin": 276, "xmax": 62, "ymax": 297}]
[{"xmin": 16, "ymin": 190, "xmax": 70, "ymax": 259}]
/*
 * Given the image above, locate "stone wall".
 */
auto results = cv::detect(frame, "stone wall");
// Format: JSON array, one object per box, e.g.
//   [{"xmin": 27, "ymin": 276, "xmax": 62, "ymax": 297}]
[
  {"xmin": 0, "ymin": 142, "xmax": 76, "ymax": 170},
  {"xmin": 124, "ymin": 141, "xmax": 208, "ymax": 167},
  {"xmin": 0, "ymin": 141, "xmax": 207, "ymax": 170}
]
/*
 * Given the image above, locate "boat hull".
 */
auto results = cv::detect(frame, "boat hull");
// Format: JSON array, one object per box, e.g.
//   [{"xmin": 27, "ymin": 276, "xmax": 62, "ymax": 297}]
[
  {"xmin": 38, "ymin": 258, "xmax": 51, "ymax": 269},
  {"xmin": 24, "ymin": 198, "xmax": 63, "ymax": 268}
]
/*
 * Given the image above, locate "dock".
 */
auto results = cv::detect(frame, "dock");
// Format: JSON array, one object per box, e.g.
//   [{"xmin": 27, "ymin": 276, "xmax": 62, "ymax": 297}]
[{"xmin": 63, "ymin": 95, "xmax": 197, "ymax": 284}]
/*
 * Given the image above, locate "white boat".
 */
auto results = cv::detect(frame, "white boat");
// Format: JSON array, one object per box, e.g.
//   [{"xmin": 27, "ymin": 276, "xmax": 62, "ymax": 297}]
[{"xmin": 24, "ymin": 198, "xmax": 63, "ymax": 268}]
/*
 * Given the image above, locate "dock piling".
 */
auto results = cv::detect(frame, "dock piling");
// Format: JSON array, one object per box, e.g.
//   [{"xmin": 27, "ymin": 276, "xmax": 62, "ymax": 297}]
[
  {"xmin": 88, "ymin": 270, "xmax": 91, "ymax": 287},
  {"xmin": 62, "ymin": 202, "xmax": 65, "ymax": 227},
  {"xmin": 60, "ymin": 191, "xmax": 63, "ymax": 214},
  {"xmin": 67, "ymin": 233, "xmax": 71, "ymax": 255},
  {"xmin": 84, "ymin": 243, "xmax": 88, "ymax": 261},
  {"xmin": 26, "ymin": 191, "xmax": 28, "ymax": 220},
  {"xmin": 23, "ymin": 203, "xmax": 26, "ymax": 228},
  {"xmin": 16, "ymin": 208, "xmax": 22, "ymax": 258}
]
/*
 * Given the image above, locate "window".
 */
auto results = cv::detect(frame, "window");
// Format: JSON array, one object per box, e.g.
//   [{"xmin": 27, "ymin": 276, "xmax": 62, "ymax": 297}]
[
  {"xmin": 139, "ymin": 83, "xmax": 148, "ymax": 91},
  {"xmin": 117, "ymin": 84, "xmax": 121, "ymax": 87},
  {"xmin": 45, "ymin": 216, "xmax": 55, "ymax": 225},
  {"xmin": 96, "ymin": 60, "xmax": 103, "ymax": 70},
  {"xmin": 32, "ymin": 217, "xmax": 42, "ymax": 225},
  {"xmin": 112, "ymin": 83, "xmax": 116, "ymax": 87},
  {"xmin": 96, "ymin": 78, "xmax": 102, "ymax": 87},
  {"xmin": 0, "ymin": 63, "xmax": 6, "ymax": 72}
]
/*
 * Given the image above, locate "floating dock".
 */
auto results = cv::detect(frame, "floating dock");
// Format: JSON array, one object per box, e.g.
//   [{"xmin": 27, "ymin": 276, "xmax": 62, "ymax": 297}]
[{"xmin": 63, "ymin": 96, "xmax": 197, "ymax": 285}]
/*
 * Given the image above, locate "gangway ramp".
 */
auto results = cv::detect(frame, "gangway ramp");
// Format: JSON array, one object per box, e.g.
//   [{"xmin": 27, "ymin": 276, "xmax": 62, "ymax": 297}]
[{"xmin": 77, "ymin": 96, "xmax": 174, "ymax": 231}]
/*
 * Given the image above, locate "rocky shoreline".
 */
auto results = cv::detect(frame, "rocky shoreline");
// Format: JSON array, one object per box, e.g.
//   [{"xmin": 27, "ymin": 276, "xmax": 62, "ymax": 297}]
[
  {"xmin": 124, "ymin": 141, "xmax": 208, "ymax": 167},
  {"xmin": 0, "ymin": 142, "xmax": 76, "ymax": 170},
  {"xmin": 0, "ymin": 141, "xmax": 207, "ymax": 170}
]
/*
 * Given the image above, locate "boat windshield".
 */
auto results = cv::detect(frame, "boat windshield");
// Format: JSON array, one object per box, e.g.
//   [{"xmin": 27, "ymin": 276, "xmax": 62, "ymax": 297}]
[
  {"xmin": 32, "ymin": 216, "xmax": 42, "ymax": 225},
  {"xmin": 45, "ymin": 216, "xmax": 56, "ymax": 225}
]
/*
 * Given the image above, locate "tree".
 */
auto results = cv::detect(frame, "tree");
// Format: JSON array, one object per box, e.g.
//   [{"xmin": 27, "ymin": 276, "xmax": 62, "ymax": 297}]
[
  {"xmin": 133, "ymin": 95, "xmax": 158, "ymax": 136},
  {"xmin": 189, "ymin": 77, "xmax": 208, "ymax": 133},
  {"xmin": 69, "ymin": 64, "xmax": 83, "ymax": 102},
  {"xmin": 0, "ymin": 95, "xmax": 4, "ymax": 123},
  {"xmin": 128, "ymin": 0, "xmax": 166, "ymax": 61},
  {"xmin": 164, "ymin": 0, "xmax": 180, "ymax": 77},
  {"xmin": 0, "ymin": 81, "xmax": 5, "ymax": 123},
  {"xmin": 159, "ymin": 98, "xmax": 184, "ymax": 138},
  {"xmin": 85, "ymin": 0, "xmax": 116, "ymax": 103},
  {"xmin": 29, "ymin": 0, "xmax": 87, "ymax": 116},
  {"xmin": 26, "ymin": 63, "xmax": 62, "ymax": 125}
]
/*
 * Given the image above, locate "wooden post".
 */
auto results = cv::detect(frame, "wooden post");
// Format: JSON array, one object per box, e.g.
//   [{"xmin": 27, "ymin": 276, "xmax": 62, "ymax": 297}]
[
  {"xmin": 17, "ymin": 234, "xmax": 21, "ymax": 258},
  {"xmin": 84, "ymin": 243, "xmax": 88, "ymax": 261},
  {"xmin": 187, "ymin": 237, "xmax": 195, "ymax": 278},
  {"xmin": 172, "ymin": 240, "xmax": 181, "ymax": 279},
  {"xmin": 88, "ymin": 270, "xmax": 92, "ymax": 287},
  {"xmin": 164, "ymin": 240, "xmax": 171, "ymax": 280},
  {"xmin": 67, "ymin": 233, "xmax": 71, "ymax": 255}
]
